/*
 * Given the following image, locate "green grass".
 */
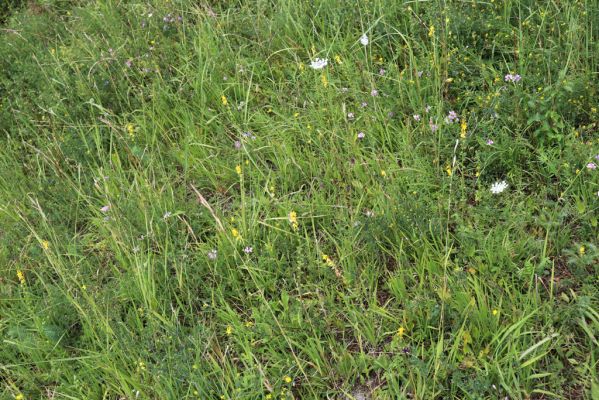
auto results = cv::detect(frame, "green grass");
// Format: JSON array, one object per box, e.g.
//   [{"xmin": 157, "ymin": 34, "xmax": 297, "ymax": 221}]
[{"xmin": 0, "ymin": 0, "xmax": 598, "ymax": 399}]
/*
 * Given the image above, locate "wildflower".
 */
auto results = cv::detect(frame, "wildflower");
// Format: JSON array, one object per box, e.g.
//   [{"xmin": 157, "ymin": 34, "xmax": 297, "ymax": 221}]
[
  {"xmin": 361, "ymin": 102, "xmax": 368, "ymax": 108},
  {"xmin": 231, "ymin": 228, "xmax": 240, "ymax": 239},
  {"xmin": 15, "ymin": 394, "xmax": 24, "ymax": 400},
  {"xmin": 226, "ymin": 325, "xmax": 233, "ymax": 335},
  {"xmin": 370, "ymin": 89, "xmax": 378, "ymax": 97},
  {"xmin": 234, "ymin": 140, "xmax": 241, "ymax": 149},
  {"xmin": 126, "ymin": 123, "xmax": 135, "ymax": 138},
  {"xmin": 244, "ymin": 320, "xmax": 254, "ymax": 328},
  {"xmin": 579, "ymin": 245, "xmax": 585, "ymax": 256},
  {"xmin": 397, "ymin": 327, "xmax": 406, "ymax": 337},
  {"xmin": 417, "ymin": 70, "xmax": 424, "ymax": 78},
  {"xmin": 492, "ymin": 309, "xmax": 499, "ymax": 316},
  {"xmin": 357, "ymin": 132, "xmax": 365, "ymax": 140},
  {"xmin": 243, "ymin": 246, "xmax": 253, "ymax": 254},
  {"xmin": 283, "ymin": 376, "xmax": 293, "ymax": 383},
  {"xmin": 429, "ymin": 119, "xmax": 439, "ymax": 132},
  {"xmin": 595, "ymin": 154, "xmax": 599, "ymax": 161},
  {"xmin": 425, "ymin": 105, "xmax": 431, "ymax": 113},
  {"xmin": 125, "ymin": 59, "xmax": 133, "ymax": 68},
  {"xmin": 490, "ymin": 180, "xmax": 508, "ymax": 194},
  {"xmin": 207, "ymin": 249, "xmax": 217, "ymax": 260},
  {"xmin": 41, "ymin": 240, "xmax": 49, "ymax": 250},
  {"xmin": 235, "ymin": 165, "xmax": 242, "ymax": 175},
  {"xmin": 586, "ymin": 162, "xmax": 596, "ymax": 170},
  {"xmin": 360, "ymin": 33, "xmax": 369, "ymax": 46},
  {"xmin": 347, "ymin": 112, "xmax": 354, "ymax": 120},
  {"xmin": 379, "ymin": 68, "xmax": 386, "ymax": 75},
  {"xmin": 460, "ymin": 119, "xmax": 467, "ymax": 139},
  {"xmin": 445, "ymin": 111, "xmax": 459, "ymax": 124},
  {"xmin": 17, "ymin": 270, "xmax": 25, "ymax": 285},
  {"xmin": 486, "ymin": 139, "xmax": 494, "ymax": 145},
  {"xmin": 401, "ymin": 346, "xmax": 411, "ymax": 354},
  {"xmin": 504, "ymin": 74, "xmax": 522, "ymax": 83},
  {"xmin": 221, "ymin": 95, "xmax": 228, "ymax": 106},
  {"xmin": 321, "ymin": 73, "xmax": 328, "ymax": 87},
  {"xmin": 413, "ymin": 114, "xmax": 421, "ymax": 121},
  {"xmin": 445, "ymin": 165, "xmax": 452, "ymax": 176},
  {"xmin": 428, "ymin": 25, "xmax": 435, "ymax": 37},
  {"xmin": 334, "ymin": 54, "xmax": 342, "ymax": 64},
  {"xmin": 288, "ymin": 211, "xmax": 298, "ymax": 230},
  {"xmin": 309, "ymin": 58, "xmax": 328, "ymax": 70},
  {"xmin": 380, "ymin": 170, "xmax": 386, "ymax": 177},
  {"xmin": 100, "ymin": 205, "xmax": 110, "ymax": 213},
  {"xmin": 242, "ymin": 131, "xmax": 256, "ymax": 140}
]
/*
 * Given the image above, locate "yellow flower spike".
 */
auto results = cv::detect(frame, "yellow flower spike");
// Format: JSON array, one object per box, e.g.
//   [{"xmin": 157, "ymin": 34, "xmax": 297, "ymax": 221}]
[
  {"xmin": 321, "ymin": 73, "xmax": 328, "ymax": 88},
  {"xmin": 221, "ymin": 95, "xmax": 228, "ymax": 106},
  {"xmin": 235, "ymin": 165, "xmax": 242, "ymax": 175},
  {"xmin": 397, "ymin": 326, "xmax": 406, "ymax": 337},
  {"xmin": 17, "ymin": 270, "xmax": 25, "ymax": 285},
  {"xmin": 428, "ymin": 25, "xmax": 435, "ymax": 38},
  {"xmin": 460, "ymin": 119, "xmax": 467, "ymax": 139}
]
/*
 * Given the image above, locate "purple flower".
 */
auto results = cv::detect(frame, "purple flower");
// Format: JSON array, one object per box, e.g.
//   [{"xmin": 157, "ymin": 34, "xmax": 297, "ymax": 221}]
[
  {"xmin": 587, "ymin": 162, "xmax": 597, "ymax": 170},
  {"xmin": 357, "ymin": 132, "xmax": 365, "ymax": 139},
  {"xmin": 347, "ymin": 112, "xmax": 354, "ymax": 120},
  {"xmin": 429, "ymin": 118, "xmax": 439, "ymax": 133},
  {"xmin": 242, "ymin": 131, "xmax": 256, "ymax": 140},
  {"xmin": 445, "ymin": 111, "xmax": 459, "ymax": 124},
  {"xmin": 594, "ymin": 154, "xmax": 599, "ymax": 161},
  {"xmin": 486, "ymin": 139, "xmax": 494, "ymax": 145},
  {"xmin": 207, "ymin": 249, "xmax": 217, "ymax": 260},
  {"xmin": 413, "ymin": 114, "xmax": 421, "ymax": 121},
  {"xmin": 370, "ymin": 89, "xmax": 379, "ymax": 97},
  {"xmin": 379, "ymin": 68, "xmax": 386, "ymax": 76},
  {"xmin": 234, "ymin": 140, "xmax": 242, "ymax": 149},
  {"xmin": 100, "ymin": 205, "xmax": 110, "ymax": 213},
  {"xmin": 243, "ymin": 246, "xmax": 253, "ymax": 254},
  {"xmin": 504, "ymin": 73, "xmax": 522, "ymax": 83},
  {"xmin": 361, "ymin": 102, "xmax": 368, "ymax": 108}
]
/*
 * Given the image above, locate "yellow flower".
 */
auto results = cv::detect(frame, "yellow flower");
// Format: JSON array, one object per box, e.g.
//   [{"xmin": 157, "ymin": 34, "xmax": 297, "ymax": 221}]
[
  {"xmin": 235, "ymin": 164, "xmax": 242, "ymax": 175},
  {"xmin": 397, "ymin": 326, "xmax": 406, "ymax": 337},
  {"xmin": 380, "ymin": 170, "xmax": 386, "ymax": 177},
  {"xmin": 226, "ymin": 325, "xmax": 233, "ymax": 335},
  {"xmin": 334, "ymin": 55, "xmax": 342, "ymax": 64},
  {"xmin": 468, "ymin": 267, "xmax": 476, "ymax": 274},
  {"xmin": 460, "ymin": 119, "xmax": 467, "ymax": 139},
  {"xmin": 298, "ymin": 62, "xmax": 305, "ymax": 71},
  {"xmin": 322, "ymin": 254, "xmax": 335, "ymax": 267},
  {"xmin": 126, "ymin": 123, "xmax": 135, "ymax": 138},
  {"xmin": 266, "ymin": 395, "xmax": 273, "ymax": 399},
  {"xmin": 492, "ymin": 309, "xmax": 499, "ymax": 316},
  {"xmin": 428, "ymin": 25, "xmax": 435, "ymax": 38},
  {"xmin": 288, "ymin": 211, "xmax": 298, "ymax": 230},
  {"xmin": 445, "ymin": 165, "xmax": 452, "ymax": 176},
  {"xmin": 41, "ymin": 240, "xmax": 49, "ymax": 250},
  {"xmin": 15, "ymin": 394, "xmax": 24, "ymax": 400},
  {"xmin": 579, "ymin": 245, "xmax": 585, "ymax": 256},
  {"xmin": 231, "ymin": 228, "xmax": 240, "ymax": 239},
  {"xmin": 283, "ymin": 375, "xmax": 292, "ymax": 383},
  {"xmin": 17, "ymin": 270, "xmax": 26, "ymax": 285},
  {"xmin": 321, "ymin": 73, "xmax": 328, "ymax": 88},
  {"xmin": 244, "ymin": 321, "xmax": 254, "ymax": 328},
  {"xmin": 221, "ymin": 95, "xmax": 228, "ymax": 106}
]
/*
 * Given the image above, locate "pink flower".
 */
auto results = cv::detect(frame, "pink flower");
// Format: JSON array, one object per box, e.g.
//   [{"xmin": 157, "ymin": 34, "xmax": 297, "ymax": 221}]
[
  {"xmin": 357, "ymin": 132, "xmax": 365, "ymax": 139},
  {"xmin": 370, "ymin": 89, "xmax": 379, "ymax": 97},
  {"xmin": 486, "ymin": 139, "xmax": 494, "ymax": 145},
  {"xmin": 413, "ymin": 114, "xmax": 421, "ymax": 121},
  {"xmin": 100, "ymin": 205, "xmax": 110, "ymax": 213},
  {"xmin": 587, "ymin": 162, "xmax": 597, "ymax": 170}
]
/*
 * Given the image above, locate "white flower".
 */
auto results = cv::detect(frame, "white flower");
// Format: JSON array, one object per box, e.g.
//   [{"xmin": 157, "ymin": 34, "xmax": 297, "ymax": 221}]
[
  {"xmin": 309, "ymin": 58, "xmax": 328, "ymax": 70},
  {"xmin": 490, "ymin": 180, "xmax": 509, "ymax": 194},
  {"xmin": 360, "ymin": 34, "xmax": 369, "ymax": 46}
]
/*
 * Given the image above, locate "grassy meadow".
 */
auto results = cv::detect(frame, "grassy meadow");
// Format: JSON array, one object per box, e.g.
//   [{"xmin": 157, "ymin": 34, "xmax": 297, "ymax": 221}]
[{"xmin": 0, "ymin": 0, "xmax": 598, "ymax": 398}]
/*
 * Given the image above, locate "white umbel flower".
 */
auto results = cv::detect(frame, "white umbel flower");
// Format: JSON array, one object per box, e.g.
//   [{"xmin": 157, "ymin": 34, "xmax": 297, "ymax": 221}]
[
  {"xmin": 309, "ymin": 58, "xmax": 328, "ymax": 70},
  {"xmin": 360, "ymin": 33, "xmax": 369, "ymax": 46},
  {"xmin": 490, "ymin": 180, "xmax": 508, "ymax": 194}
]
